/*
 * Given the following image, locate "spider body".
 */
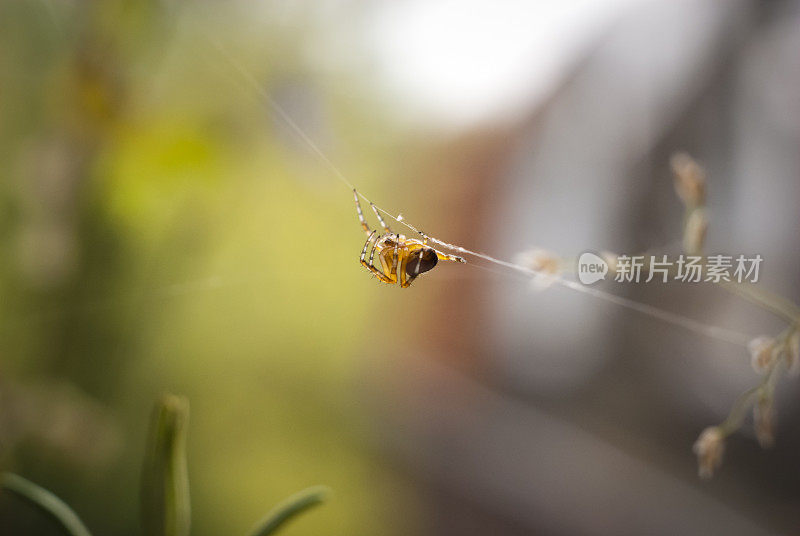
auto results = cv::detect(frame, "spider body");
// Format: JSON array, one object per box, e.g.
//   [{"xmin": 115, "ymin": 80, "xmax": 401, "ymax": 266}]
[{"xmin": 353, "ymin": 190, "xmax": 465, "ymax": 288}]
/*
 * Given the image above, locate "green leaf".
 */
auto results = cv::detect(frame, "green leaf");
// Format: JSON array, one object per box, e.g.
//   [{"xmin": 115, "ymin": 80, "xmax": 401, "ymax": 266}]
[
  {"xmin": 140, "ymin": 394, "xmax": 191, "ymax": 536},
  {"xmin": 1, "ymin": 472, "xmax": 93, "ymax": 536},
  {"xmin": 246, "ymin": 486, "xmax": 329, "ymax": 536}
]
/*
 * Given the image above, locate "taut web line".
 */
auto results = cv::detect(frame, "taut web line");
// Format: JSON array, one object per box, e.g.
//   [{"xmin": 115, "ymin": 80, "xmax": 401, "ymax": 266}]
[{"xmin": 208, "ymin": 37, "xmax": 751, "ymax": 348}]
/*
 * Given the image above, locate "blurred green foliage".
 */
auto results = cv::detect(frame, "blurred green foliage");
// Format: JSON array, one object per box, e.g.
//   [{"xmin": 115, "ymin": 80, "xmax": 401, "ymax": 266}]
[
  {"xmin": 141, "ymin": 395, "xmax": 191, "ymax": 536},
  {"xmin": 0, "ymin": 1, "xmax": 414, "ymax": 535},
  {"xmin": 2, "ymin": 395, "xmax": 328, "ymax": 536}
]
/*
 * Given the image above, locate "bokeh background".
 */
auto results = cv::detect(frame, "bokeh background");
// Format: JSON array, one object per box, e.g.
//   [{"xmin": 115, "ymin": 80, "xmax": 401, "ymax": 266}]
[{"xmin": 2, "ymin": 1, "xmax": 799, "ymax": 535}]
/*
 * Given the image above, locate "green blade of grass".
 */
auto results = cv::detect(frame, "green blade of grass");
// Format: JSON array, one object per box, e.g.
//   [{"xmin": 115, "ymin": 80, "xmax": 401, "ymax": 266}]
[
  {"xmin": 1, "ymin": 472, "xmax": 93, "ymax": 536},
  {"xmin": 246, "ymin": 486, "xmax": 329, "ymax": 536},
  {"xmin": 140, "ymin": 394, "xmax": 191, "ymax": 536}
]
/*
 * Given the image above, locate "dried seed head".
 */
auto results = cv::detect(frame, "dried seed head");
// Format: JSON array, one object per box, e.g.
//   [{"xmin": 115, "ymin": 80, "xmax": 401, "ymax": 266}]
[
  {"xmin": 516, "ymin": 248, "xmax": 560, "ymax": 274},
  {"xmin": 693, "ymin": 426, "xmax": 725, "ymax": 479},
  {"xmin": 754, "ymin": 392, "xmax": 775, "ymax": 449},
  {"xmin": 786, "ymin": 331, "xmax": 799, "ymax": 377},
  {"xmin": 671, "ymin": 152, "xmax": 706, "ymax": 207},
  {"xmin": 682, "ymin": 209, "xmax": 708, "ymax": 255},
  {"xmin": 748, "ymin": 336, "xmax": 776, "ymax": 374},
  {"xmin": 515, "ymin": 248, "xmax": 561, "ymax": 290}
]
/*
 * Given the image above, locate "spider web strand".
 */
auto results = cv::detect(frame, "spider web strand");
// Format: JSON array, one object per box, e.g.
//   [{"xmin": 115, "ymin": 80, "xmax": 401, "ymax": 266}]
[{"xmin": 207, "ymin": 36, "xmax": 752, "ymax": 349}]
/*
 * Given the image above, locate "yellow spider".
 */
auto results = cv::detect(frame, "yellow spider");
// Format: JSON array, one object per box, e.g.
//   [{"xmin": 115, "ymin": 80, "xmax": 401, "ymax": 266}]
[{"xmin": 353, "ymin": 190, "xmax": 465, "ymax": 288}]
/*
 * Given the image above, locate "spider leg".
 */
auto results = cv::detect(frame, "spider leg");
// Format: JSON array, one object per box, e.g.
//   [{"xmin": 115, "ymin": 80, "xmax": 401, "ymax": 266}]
[
  {"xmin": 417, "ymin": 230, "xmax": 467, "ymax": 264},
  {"xmin": 360, "ymin": 230, "xmax": 377, "ymax": 268},
  {"xmin": 400, "ymin": 275, "xmax": 417, "ymax": 288},
  {"xmin": 353, "ymin": 189, "xmax": 372, "ymax": 236},
  {"xmin": 364, "ymin": 233, "xmax": 394, "ymax": 284},
  {"xmin": 435, "ymin": 250, "xmax": 467, "ymax": 263},
  {"xmin": 391, "ymin": 234, "xmax": 399, "ymax": 280},
  {"xmin": 399, "ymin": 251, "xmax": 416, "ymax": 288},
  {"xmin": 400, "ymin": 256, "xmax": 416, "ymax": 288},
  {"xmin": 370, "ymin": 201, "xmax": 392, "ymax": 233},
  {"xmin": 418, "ymin": 230, "xmax": 430, "ymax": 245}
]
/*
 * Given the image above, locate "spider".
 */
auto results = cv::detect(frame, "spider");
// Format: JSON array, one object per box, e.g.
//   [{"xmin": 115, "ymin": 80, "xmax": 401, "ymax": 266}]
[{"xmin": 353, "ymin": 189, "xmax": 465, "ymax": 288}]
